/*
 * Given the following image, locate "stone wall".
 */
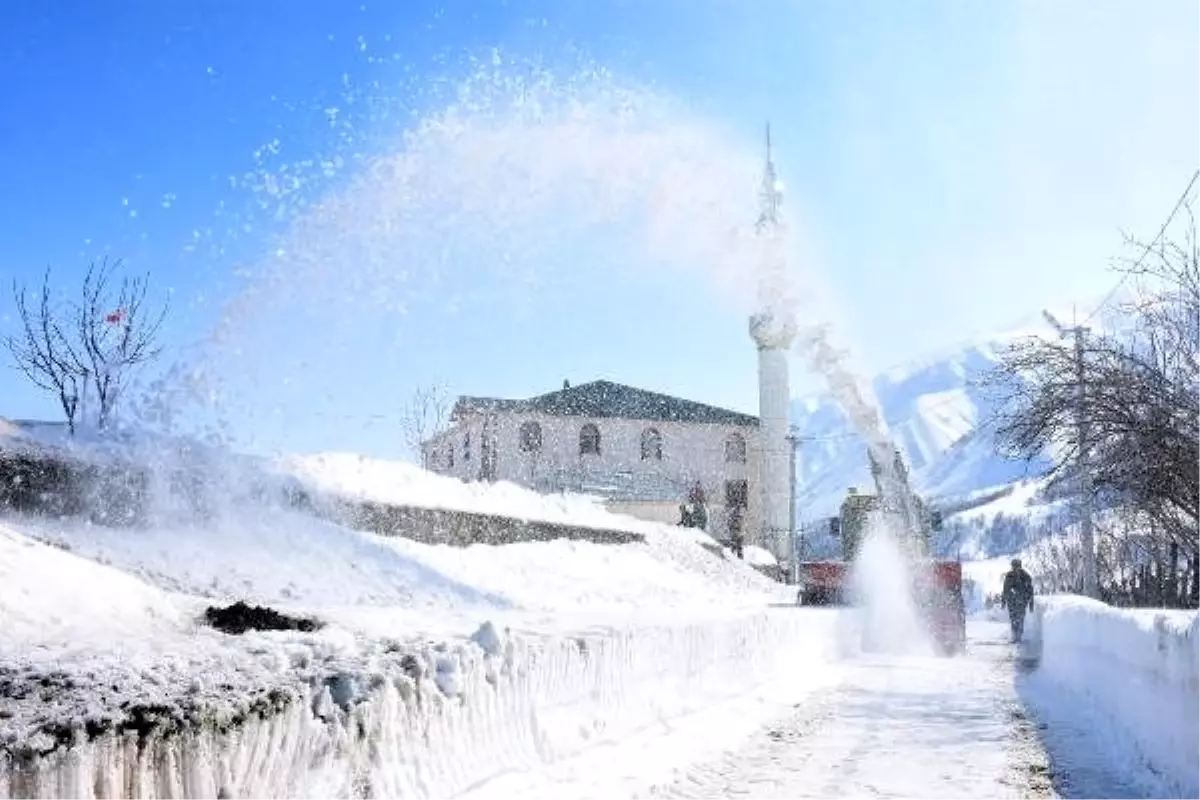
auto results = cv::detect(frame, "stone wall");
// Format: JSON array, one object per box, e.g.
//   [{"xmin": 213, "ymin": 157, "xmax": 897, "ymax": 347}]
[
  {"xmin": 0, "ymin": 445, "xmax": 644, "ymax": 548},
  {"xmin": 0, "ymin": 449, "xmax": 147, "ymax": 526},
  {"xmin": 330, "ymin": 498, "xmax": 644, "ymax": 547}
]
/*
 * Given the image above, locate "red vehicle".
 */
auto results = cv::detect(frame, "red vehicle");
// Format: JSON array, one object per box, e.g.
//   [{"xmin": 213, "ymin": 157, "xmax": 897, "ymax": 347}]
[
  {"xmin": 915, "ymin": 560, "xmax": 967, "ymax": 655},
  {"xmin": 795, "ymin": 560, "xmax": 849, "ymax": 605},
  {"xmin": 794, "ymin": 448, "xmax": 968, "ymax": 655},
  {"xmin": 796, "ymin": 558, "xmax": 966, "ymax": 655}
]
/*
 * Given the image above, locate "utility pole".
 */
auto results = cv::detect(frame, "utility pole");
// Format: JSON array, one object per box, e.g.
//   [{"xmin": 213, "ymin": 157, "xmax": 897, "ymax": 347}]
[
  {"xmin": 1043, "ymin": 310, "xmax": 1098, "ymax": 598},
  {"xmin": 786, "ymin": 426, "xmax": 801, "ymax": 584}
]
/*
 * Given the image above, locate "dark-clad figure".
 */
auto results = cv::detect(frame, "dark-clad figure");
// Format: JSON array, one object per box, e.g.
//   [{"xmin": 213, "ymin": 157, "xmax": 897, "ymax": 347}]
[
  {"xmin": 727, "ymin": 503, "xmax": 745, "ymax": 560},
  {"xmin": 1000, "ymin": 558, "xmax": 1035, "ymax": 642},
  {"xmin": 678, "ymin": 484, "xmax": 708, "ymax": 532}
]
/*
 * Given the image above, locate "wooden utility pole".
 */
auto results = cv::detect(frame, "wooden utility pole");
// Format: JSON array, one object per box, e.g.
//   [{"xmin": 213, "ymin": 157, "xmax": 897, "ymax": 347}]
[{"xmin": 1044, "ymin": 311, "xmax": 1099, "ymax": 598}]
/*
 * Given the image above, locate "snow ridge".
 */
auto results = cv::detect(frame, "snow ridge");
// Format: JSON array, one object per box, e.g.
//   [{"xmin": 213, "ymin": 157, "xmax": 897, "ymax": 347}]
[
  {"xmin": 1, "ymin": 612, "xmax": 839, "ymax": 799},
  {"xmin": 791, "ymin": 335, "xmax": 1053, "ymax": 521},
  {"xmin": 1026, "ymin": 596, "xmax": 1200, "ymax": 797}
]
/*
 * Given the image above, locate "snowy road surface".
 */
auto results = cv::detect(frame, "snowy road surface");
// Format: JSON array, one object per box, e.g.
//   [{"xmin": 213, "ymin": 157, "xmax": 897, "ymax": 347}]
[
  {"xmin": 456, "ymin": 618, "xmax": 1180, "ymax": 796},
  {"xmin": 658, "ymin": 621, "xmax": 1054, "ymax": 799}
]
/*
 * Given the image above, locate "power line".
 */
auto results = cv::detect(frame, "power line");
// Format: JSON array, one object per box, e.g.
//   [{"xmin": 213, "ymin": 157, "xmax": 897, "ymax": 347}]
[
  {"xmin": 795, "ymin": 172, "xmax": 1200, "ymax": 444},
  {"xmin": 1082, "ymin": 168, "xmax": 1199, "ymax": 325}
]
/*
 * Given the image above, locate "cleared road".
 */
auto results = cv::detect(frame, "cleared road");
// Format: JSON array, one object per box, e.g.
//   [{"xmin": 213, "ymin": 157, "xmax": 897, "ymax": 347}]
[{"xmin": 658, "ymin": 620, "xmax": 1056, "ymax": 799}]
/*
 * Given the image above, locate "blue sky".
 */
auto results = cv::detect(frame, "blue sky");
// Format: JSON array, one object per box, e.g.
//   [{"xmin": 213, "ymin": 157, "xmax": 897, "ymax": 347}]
[{"xmin": 1, "ymin": 0, "xmax": 1197, "ymax": 458}]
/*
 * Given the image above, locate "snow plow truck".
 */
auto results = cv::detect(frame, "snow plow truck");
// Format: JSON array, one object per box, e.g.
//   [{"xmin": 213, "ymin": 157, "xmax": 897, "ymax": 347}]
[{"xmin": 796, "ymin": 448, "xmax": 966, "ymax": 655}]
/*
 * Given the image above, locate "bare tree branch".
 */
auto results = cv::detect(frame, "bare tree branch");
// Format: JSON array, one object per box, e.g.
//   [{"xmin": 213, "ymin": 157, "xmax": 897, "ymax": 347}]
[
  {"xmin": 401, "ymin": 383, "xmax": 452, "ymax": 468},
  {"xmin": 985, "ymin": 191, "xmax": 1199, "ymax": 607},
  {"xmin": 3, "ymin": 268, "xmax": 85, "ymax": 433},
  {"xmin": 72, "ymin": 257, "xmax": 169, "ymax": 429},
  {"xmin": 3, "ymin": 259, "xmax": 168, "ymax": 433}
]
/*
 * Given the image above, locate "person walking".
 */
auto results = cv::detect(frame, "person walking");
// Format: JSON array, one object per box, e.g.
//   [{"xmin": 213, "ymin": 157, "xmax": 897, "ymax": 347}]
[
  {"xmin": 727, "ymin": 503, "xmax": 745, "ymax": 560},
  {"xmin": 1000, "ymin": 558, "xmax": 1035, "ymax": 642}
]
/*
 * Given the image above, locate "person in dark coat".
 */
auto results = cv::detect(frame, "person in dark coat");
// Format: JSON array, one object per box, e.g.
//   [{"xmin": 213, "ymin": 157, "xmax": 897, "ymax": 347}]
[
  {"xmin": 679, "ymin": 483, "xmax": 707, "ymax": 531},
  {"xmin": 1000, "ymin": 558, "xmax": 1035, "ymax": 642},
  {"xmin": 727, "ymin": 504, "xmax": 745, "ymax": 560}
]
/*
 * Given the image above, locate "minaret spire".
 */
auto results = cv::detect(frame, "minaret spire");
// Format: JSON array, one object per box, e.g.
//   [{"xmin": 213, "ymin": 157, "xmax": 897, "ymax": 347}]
[{"xmin": 757, "ymin": 121, "xmax": 783, "ymax": 232}]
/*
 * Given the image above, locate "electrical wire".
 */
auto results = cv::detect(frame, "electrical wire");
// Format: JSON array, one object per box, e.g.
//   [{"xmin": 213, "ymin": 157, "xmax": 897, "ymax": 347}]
[{"xmin": 1082, "ymin": 169, "xmax": 1199, "ymax": 326}]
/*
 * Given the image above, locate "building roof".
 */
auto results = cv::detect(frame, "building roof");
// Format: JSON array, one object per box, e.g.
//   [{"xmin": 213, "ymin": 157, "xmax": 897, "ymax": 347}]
[{"xmin": 454, "ymin": 380, "xmax": 758, "ymax": 427}]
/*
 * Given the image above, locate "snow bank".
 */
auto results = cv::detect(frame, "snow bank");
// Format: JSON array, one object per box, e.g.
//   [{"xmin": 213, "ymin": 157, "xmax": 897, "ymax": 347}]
[
  {"xmin": 1028, "ymin": 595, "xmax": 1199, "ymax": 796},
  {"xmin": 743, "ymin": 545, "xmax": 777, "ymax": 567},
  {"xmin": 0, "ymin": 526, "xmax": 186, "ymax": 654},
  {"xmin": 0, "ymin": 526, "xmax": 326, "ymax": 776},
  {"xmin": 284, "ymin": 451, "xmax": 664, "ymax": 536},
  {"xmin": 2, "ymin": 603, "xmax": 838, "ymax": 799},
  {"xmin": 1, "ymin": 495, "xmax": 804, "ymax": 795},
  {"xmin": 7, "ymin": 506, "xmax": 780, "ymax": 614},
  {"xmin": 9, "ymin": 510, "xmax": 508, "ymax": 609},
  {"xmin": 1, "ymin": 432, "xmax": 817, "ymax": 797}
]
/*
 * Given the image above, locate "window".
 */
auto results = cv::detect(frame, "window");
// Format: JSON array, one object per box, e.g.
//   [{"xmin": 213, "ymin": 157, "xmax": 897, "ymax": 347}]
[
  {"xmin": 448, "ymin": 446, "xmax": 455, "ymax": 468},
  {"xmin": 640, "ymin": 427, "xmax": 663, "ymax": 461},
  {"xmin": 519, "ymin": 421, "xmax": 543, "ymax": 453},
  {"xmin": 725, "ymin": 433, "xmax": 747, "ymax": 464},
  {"xmin": 463, "ymin": 433, "xmax": 471, "ymax": 461},
  {"xmin": 579, "ymin": 423, "xmax": 601, "ymax": 456},
  {"xmin": 480, "ymin": 435, "xmax": 497, "ymax": 481}
]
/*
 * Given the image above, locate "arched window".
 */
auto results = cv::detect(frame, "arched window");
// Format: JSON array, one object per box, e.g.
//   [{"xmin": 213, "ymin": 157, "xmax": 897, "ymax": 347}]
[
  {"xmin": 640, "ymin": 427, "xmax": 663, "ymax": 461},
  {"xmin": 725, "ymin": 433, "xmax": 747, "ymax": 464},
  {"xmin": 519, "ymin": 421, "xmax": 543, "ymax": 453},
  {"xmin": 463, "ymin": 433, "xmax": 472, "ymax": 461},
  {"xmin": 579, "ymin": 423, "xmax": 601, "ymax": 456}
]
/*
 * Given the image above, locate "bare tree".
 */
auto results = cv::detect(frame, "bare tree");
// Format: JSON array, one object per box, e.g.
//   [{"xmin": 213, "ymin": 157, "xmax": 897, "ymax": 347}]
[
  {"xmin": 986, "ymin": 190, "xmax": 1199, "ymax": 605},
  {"xmin": 997, "ymin": 329, "xmax": 1199, "ymax": 541},
  {"xmin": 402, "ymin": 383, "xmax": 452, "ymax": 468},
  {"xmin": 4, "ymin": 259, "xmax": 168, "ymax": 434},
  {"xmin": 72, "ymin": 258, "xmax": 168, "ymax": 430},
  {"xmin": 4, "ymin": 269, "xmax": 85, "ymax": 434}
]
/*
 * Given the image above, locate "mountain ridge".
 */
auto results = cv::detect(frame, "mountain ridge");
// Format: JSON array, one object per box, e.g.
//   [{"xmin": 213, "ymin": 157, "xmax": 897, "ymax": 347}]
[{"xmin": 789, "ymin": 319, "xmax": 1066, "ymax": 521}]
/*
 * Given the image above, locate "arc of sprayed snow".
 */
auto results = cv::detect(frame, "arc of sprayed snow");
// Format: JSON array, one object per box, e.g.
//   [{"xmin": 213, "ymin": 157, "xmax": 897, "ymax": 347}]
[{"xmin": 794, "ymin": 321, "xmax": 895, "ymax": 465}]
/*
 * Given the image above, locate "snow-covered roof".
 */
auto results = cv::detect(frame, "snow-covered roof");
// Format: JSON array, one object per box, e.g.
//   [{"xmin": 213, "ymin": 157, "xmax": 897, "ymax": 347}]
[{"xmin": 454, "ymin": 380, "xmax": 759, "ymax": 427}]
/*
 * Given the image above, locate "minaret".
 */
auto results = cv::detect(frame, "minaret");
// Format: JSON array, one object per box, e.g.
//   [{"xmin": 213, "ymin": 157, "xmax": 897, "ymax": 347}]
[{"xmin": 748, "ymin": 123, "xmax": 796, "ymax": 560}]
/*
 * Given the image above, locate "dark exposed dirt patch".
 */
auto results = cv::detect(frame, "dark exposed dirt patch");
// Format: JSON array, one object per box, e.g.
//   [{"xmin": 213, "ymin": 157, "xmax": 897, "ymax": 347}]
[{"xmin": 203, "ymin": 601, "xmax": 323, "ymax": 635}]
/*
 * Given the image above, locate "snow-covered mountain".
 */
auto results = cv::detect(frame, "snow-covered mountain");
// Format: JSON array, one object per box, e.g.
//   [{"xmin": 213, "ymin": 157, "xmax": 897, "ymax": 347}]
[{"xmin": 790, "ymin": 320, "xmax": 1062, "ymax": 522}]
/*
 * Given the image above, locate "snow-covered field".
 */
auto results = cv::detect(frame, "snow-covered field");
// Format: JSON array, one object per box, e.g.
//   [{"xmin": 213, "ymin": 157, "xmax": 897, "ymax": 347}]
[
  {"xmin": 0, "ymin": 439, "xmax": 830, "ymax": 798},
  {"xmin": 1025, "ymin": 596, "xmax": 1199, "ymax": 798}
]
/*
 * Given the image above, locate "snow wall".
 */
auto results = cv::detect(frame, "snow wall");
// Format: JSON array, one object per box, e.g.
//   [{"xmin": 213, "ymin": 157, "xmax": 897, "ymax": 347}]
[
  {"xmin": 0, "ymin": 611, "xmax": 837, "ymax": 799},
  {"xmin": 1028, "ymin": 596, "xmax": 1199, "ymax": 796}
]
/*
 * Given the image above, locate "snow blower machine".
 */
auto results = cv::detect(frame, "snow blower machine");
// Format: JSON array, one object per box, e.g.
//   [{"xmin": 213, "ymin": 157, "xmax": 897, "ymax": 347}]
[{"xmin": 796, "ymin": 448, "xmax": 966, "ymax": 655}]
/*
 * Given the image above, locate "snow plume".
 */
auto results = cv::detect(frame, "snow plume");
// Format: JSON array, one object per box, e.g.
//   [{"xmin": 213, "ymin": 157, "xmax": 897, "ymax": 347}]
[
  {"xmin": 794, "ymin": 321, "xmax": 893, "ymax": 464},
  {"xmin": 119, "ymin": 53, "xmax": 912, "ymax": 466},
  {"xmin": 847, "ymin": 514, "xmax": 935, "ymax": 656},
  {"xmin": 159, "ymin": 61, "xmax": 769, "ymax": 446},
  {"xmin": 792, "ymin": 320, "xmax": 929, "ymax": 535}
]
